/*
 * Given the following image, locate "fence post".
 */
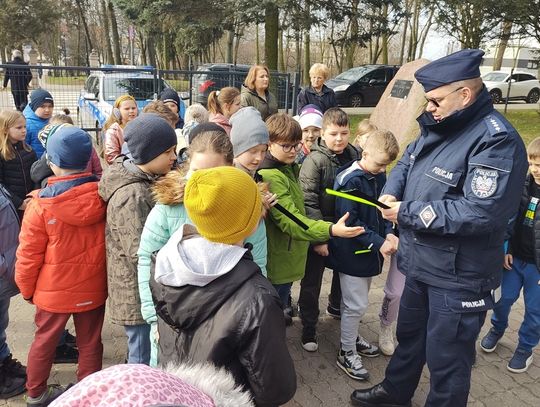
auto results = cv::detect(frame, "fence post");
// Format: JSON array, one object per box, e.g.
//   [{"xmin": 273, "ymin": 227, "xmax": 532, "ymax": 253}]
[
  {"xmin": 284, "ymin": 73, "xmax": 290, "ymax": 114},
  {"xmin": 292, "ymin": 71, "xmax": 301, "ymax": 115},
  {"xmin": 28, "ymin": 48, "xmax": 39, "ymax": 89}
]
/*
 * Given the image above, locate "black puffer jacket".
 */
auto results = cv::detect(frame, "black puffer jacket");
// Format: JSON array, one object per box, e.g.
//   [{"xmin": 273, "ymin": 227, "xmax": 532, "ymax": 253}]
[
  {"xmin": 0, "ymin": 142, "xmax": 37, "ymax": 208},
  {"xmin": 151, "ymin": 227, "xmax": 296, "ymax": 407},
  {"xmin": 299, "ymin": 138, "xmax": 359, "ymax": 222},
  {"xmin": 297, "ymin": 84, "xmax": 337, "ymax": 113}
]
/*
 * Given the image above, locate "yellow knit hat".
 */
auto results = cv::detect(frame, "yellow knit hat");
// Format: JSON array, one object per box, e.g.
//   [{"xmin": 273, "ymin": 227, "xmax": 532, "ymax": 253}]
[{"xmin": 184, "ymin": 167, "xmax": 262, "ymax": 245}]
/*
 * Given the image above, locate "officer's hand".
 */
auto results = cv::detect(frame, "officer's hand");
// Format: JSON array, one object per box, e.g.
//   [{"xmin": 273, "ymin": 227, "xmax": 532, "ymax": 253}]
[
  {"xmin": 380, "ymin": 240, "xmax": 396, "ymax": 256},
  {"xmin": 379, "ymin": 194, "xmax": 397, "ymax": 204},
  {"xmin": 503, "ymin": 254, "xmax": 513, "ymax": 270},
  {"xmin": 332, "ymin": 212, "xmax": 365, "ymax": 238},
  {"xmin": 380, "ymin": 202, "xmax": 401, "ymax": 223},
  {"xmin": 386, "ymin": 234, "xmax": 399, "ymax": 251},
  {"xmin": 313, "ymin": 243, "xmax": 329, "ymax": 257}
]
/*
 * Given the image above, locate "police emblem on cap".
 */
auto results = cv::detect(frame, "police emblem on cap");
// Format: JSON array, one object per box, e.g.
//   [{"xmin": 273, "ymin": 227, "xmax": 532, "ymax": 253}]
[
  {"xmin": 419, "ymin": 205, "xmax": 437, "ymax": 228},
  {"xmin": 471, "ymin": 168, "xmax": 498, "ymax": 198}
]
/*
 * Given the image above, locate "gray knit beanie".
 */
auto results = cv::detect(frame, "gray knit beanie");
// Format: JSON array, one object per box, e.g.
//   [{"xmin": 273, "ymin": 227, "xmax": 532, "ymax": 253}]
[
  {"xmin": 124, "ymin": 113, "xmax": 177, "ymax": 165},
  {"xmin": 229, "ymin": 107, "xmax": 269, "ymax": 157}
]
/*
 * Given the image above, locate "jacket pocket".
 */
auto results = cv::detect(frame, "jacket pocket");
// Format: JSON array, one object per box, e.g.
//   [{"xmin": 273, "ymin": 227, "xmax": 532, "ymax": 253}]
[{"xmin": 412, "ymin": 234, "xmax": 458, "ymax": 282}]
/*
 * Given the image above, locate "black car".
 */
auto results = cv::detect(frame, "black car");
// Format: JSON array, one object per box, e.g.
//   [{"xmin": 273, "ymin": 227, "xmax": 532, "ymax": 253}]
[
  {"xmin": 191, "ymin": 63, "xmax": 294, "ymax": 109},
  {"xmin": 326, "ymin": 65, "xmax": 400, "ymax": 107}
]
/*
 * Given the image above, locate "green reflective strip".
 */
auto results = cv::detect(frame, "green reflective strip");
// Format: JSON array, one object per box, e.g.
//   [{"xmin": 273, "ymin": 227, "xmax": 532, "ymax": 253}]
[{"xmin": 325, "ymin": 188, "xmax": 378, "ymax": 208}]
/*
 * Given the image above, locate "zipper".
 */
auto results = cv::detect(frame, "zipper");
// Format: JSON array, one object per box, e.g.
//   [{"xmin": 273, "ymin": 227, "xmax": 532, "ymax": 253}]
[
  {"xmin": 287, "ymin": 236, "xmax": 292, "ymax": 251},
  {"xmin": 15, "ymin": 143, "xmax": 30, "ymax": 197}
]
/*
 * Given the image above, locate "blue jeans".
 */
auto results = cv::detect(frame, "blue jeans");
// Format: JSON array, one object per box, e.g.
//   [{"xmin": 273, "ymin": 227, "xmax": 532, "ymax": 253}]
[
  {"xmin": 273, "ymin": 283, "xmax": 292, "ymax": 308},
  {"xmin": 0, "ymin": 277, "xmax": 19, "ymax": 362},
  {"xmin": 491, "ymin": 257, "xmax": 540, "ymax": 352},
  {"xmin": 124, "ymin": 324, "xmax": 151, "ymax": 365}
]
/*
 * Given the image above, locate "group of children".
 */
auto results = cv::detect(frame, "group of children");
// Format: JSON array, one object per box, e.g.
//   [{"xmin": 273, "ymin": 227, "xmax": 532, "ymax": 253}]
[{"xmin": 0, "ymin": 83, "xmax": 539, "ymax": 406}]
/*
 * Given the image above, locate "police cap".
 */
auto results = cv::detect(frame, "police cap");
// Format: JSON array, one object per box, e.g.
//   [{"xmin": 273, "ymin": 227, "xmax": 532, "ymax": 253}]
[{"xmin": 415, "ymin": 49, "xmax": 484, "ymax": 92}]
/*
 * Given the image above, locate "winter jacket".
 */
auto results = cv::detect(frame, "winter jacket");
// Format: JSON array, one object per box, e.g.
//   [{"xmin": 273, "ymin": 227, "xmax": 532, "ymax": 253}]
[
  {"xmin": 328, "ymin": 161, "xmax": 394, "ymax": 277},
  {"xmin": 257, "ymin": 153, "xmax": 332, "ymax": 284},
  {"xmin": 2, "ymin": 57, "xmax": 32, "ymax": 92},
  {"xmin": 209, "ymin": 113, "xmax": 232, "ymax": 136},
  {"xmin": 240, "ymin": 85, "xmax": 278, "ymax": 121},
  {"xmin": 0, "ymin": 141, "xmax": 36, "ymax": 209},
  {"xmin": 98, "ymin": 156, "xmax": 158, "ymax": 325},
  {"xmin": 0, "ymin": 185, "xmax": 20, "ymax": 285},
  {"xmin": 151, "ymin": 224, "xmax": 296, "ymax": 407},
  {"xmin": 299, "ymin": 139, "xmax": 359, "ymax": 223},
  {"xmin": 104, "ymin": 123, "xmax": 124, "ymax": 165},
  {"xmin": 23, "ymin": 104, "xmax": 49, "ymax": 158},
  {"xmin": 15, "ymin": 173, "xmax": 107, "ymax": 313},
  {"xmin": 31, "ymin": 148, "xmax": 102, "ymax": 188},
  {"xmin": 297, "ymin": 85, "xmax": 337, "ymax": 113}
]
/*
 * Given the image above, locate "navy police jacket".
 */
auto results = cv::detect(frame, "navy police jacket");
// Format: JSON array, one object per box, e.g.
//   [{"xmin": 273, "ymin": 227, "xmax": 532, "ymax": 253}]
[
  {"xmin": 329, "ymin": 162, "xmax": 394, "ymax": 277},
  {"xmin": 382, "ymin": 88, "xmax": 528, "ymax": 292}
]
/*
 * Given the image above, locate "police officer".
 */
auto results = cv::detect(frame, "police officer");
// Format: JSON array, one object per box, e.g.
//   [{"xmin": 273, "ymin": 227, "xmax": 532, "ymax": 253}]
[{"xmin": 350, "ymin": 49, "xmax": 528, "ymax": 407}]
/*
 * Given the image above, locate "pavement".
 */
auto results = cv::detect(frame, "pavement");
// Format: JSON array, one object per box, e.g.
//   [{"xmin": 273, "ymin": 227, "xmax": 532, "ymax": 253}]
[{"xmin": 2, "ymin": 264, "xmax": 539, "ymax": 407}]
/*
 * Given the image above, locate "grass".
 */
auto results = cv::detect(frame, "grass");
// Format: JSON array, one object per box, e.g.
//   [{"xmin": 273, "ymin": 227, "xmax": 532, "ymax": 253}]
[
  {"xmin": 349, "ymin": 109, "xmax": 540, "ymax": 146},
  {"xmin": 43, "ymin": 75, "xmax": 87, "ymax": 86}
]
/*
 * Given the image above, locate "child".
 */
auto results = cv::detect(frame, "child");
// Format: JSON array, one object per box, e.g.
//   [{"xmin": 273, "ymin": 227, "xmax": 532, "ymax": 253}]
[
  {"xmin": 99, "ymin": 113, "xmax": 177, "ymax": 365},
  {"xmin": 151, "ymin": 166, "xmax": 296, "ymax": 406},
  {"xmin": 142, "ymin": 100, "xmax": 179, "ymax": 129},
  {"xmin": 23, "ymin": 89, "xmax": 54, "ymax": 158},
  {"xmin": 295, "ymin": 104, "xmax": 323, "ymax": 164},
  {"xmin": 257, "ymin": 113, "xmax": 364, "ymax": 325},
  {"xmin": 159, "ymin": 88, "xmax": 185, "ymax": 129},
  {"xmin": 329, "ymin": 129, "xmax": 399, "ymax": 380},
  {"xmin": 178, "ymin": 103, "xmax": 209, "ymax": 163},
  {"xmin": 298, "ymin": 107, "xmax": 359, "ymax": 351},
  {"xmin": 0, "ymin": 110, "xmax": 36, "ymax": 215},
  {"xmin": 0, "ymin": 184, "xmax": 26, "ymax": 399},
  {"xmin": 103, "ymin": 95, "xmax": 138, "ymax": 164},
  {"xmin": 353, "ymin": 119, "xmax": 377, "ymax": 151},
  {"xmin": 15, "ymin": 126, "xmax": 107, "ymax": 405},
  {"xmin": 208, "ymin": 87, "xmax": 242, "ymax": 135},
  {"xmin": 480, "ymin": 137, "xmax": 540, "ymax": 373}
]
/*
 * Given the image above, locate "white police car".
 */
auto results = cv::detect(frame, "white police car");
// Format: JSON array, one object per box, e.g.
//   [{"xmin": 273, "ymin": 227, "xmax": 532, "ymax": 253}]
[{"xmin": 77, "ymin": 65, "xmax": 185, "ymax": 131}]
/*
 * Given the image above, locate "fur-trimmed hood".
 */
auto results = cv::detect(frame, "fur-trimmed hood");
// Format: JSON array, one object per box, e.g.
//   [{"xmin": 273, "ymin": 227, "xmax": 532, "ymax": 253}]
[{"xmin": 152, "ymin": 168, "xmax": 187, "ymax": 205}]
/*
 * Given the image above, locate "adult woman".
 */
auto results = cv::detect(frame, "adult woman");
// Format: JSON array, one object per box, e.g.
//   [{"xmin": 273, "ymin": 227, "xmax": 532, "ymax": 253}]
[
  {"xmin": 207, "ymin": 87, "xmax": 241, "ymax": 135},
  {"xmin": 241, "ymin": 65, "xmax": 278, "ymax": 121},
  {"xmin": 297, "ymin": 63, "xmax": 337, "ymax": 113}
]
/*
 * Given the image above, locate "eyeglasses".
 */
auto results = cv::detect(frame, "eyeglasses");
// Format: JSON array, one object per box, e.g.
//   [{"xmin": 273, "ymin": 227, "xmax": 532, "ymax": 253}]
[
  {"xmin": 425, "ymin": 87, "xmax": 464, "ymax": 107},
  {"xmin": 275, "ymin": 142, "xmax": 303, "ymax": 153}
]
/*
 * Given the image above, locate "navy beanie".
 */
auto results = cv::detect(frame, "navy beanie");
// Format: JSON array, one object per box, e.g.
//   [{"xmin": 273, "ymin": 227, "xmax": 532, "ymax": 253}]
[
  {"xmin": 415, "ymin": 49, "xmax": 484, "ymax": 92},
  {"xmin": 159, "ymin": 88, "xmax": 180, "ymax": 107},
  {"xmin": 46, "ymin": 126, "xmax": 92, "ymax": 170},
  {"xmin": 124, "ymin": 113, "xmax": 177, "ymax": 165},
  {"xmin": 29, "ymin": 89, "xmax": 54, "ymax": 111},
  {"xmin": 188, "ymin": 122, "xmax": 226, "ymax": 145}
]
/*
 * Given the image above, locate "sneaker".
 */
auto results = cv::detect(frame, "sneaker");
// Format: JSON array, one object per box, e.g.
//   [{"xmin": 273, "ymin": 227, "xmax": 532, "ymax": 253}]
[
  {"xmin": 301, "ymin": 327, "xmax": 318, "ymax": 352},
  {"xmin": 378, "ymin": 323, "xmax": 395, "ymax": 356},
  {"xmin": 356, "ymin": 336, "xmax": 380, "ymax": 357},
  {"xmin": 507, "ymin": 348, "xmax": 533, "ymax": 373},
  {"xmin": 25, "ymin": 384, "xmax": 64, "ymax": 406},
  {"xmin": 0, "ymin": 374, "xmax": 26, "ymax": 399},
  {"xmin": 326, "ymin": 304, "xmax": 341, "ymax": 320},
  {"xmin": 1, "ymin": 354, "xmax": 26, "ymax": 378},
  {"xmin": 53, "ymin": 344, "xmax": 79, "ymax": 364},
  {"xmin": 336, "ymin": 349, "xmax": 369, "ymax": 380},
  {"xmin": 480, "ymin": 328, "xmax": 503, "ymax": 353},
  {"xmin": 64, "ymin": 330, "xmax": 77, "ymax": 348}
]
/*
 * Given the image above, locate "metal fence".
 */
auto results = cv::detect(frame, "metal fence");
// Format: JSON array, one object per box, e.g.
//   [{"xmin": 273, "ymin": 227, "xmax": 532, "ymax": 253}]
[{"xmin": 0, "ymin": 64, "xmax": 300, "ymax": 143}]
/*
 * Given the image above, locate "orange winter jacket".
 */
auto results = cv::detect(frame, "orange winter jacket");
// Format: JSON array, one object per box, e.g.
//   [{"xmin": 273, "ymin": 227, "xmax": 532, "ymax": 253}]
[{"xmin": 15, "ymin": 173, "xmax": 107, "ymax": 313}]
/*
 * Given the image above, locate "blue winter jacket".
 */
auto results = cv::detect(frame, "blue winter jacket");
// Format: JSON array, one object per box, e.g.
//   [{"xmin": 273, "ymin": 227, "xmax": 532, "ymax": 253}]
[
  {"xmin": 329, "ymin": 162, "xmax": 394, "ymax": 277},
  {"xmin": 23, "ymin": 104, "xmax": 49, "ymax": 158},
  {"xmin": 382, "ymin": 88, "xmax": 528, "ymax": 292}
]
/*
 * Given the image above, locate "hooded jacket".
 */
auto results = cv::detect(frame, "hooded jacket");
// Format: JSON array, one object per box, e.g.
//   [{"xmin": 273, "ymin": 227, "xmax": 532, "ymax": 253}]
[
  {"xmin": 240, "ymin": 85, "xmax": 278, "ymax": 121},
  {"xmin": 257, "ymin": 153, "xmax": 332, "ymax": 284},
  {"xmin": 297, "ymin": 84, "xmax": 337, "ymax": 113},
  {"xmin": 15, "ymin": 173, "xmax": 107, "ymax": 313},
  {"xmin": 0, "ymin": 141, "xmax": 36, "ymax": 209},
  {"xmin": 209, "ymin": 113, "xmax": 232, "ymax": 136},
  {"xmin": 0, "ymin": 185, "xmax": 20, "ymax": 288},
  {"xmin": 23, "ymin": 104, "xmax": 49, "ymax": 158},
  {"xmin": 151, "ymin": 224, "xmax": 296, "ymax": 407},
  {"xmin": 98, "ymin": 156, "xmax": 158, "ymax": 325}
]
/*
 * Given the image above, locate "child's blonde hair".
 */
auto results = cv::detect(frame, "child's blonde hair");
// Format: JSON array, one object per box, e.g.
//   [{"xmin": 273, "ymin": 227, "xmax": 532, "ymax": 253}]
[
  {"xmin": 353, "ymin": 119, "xmax": 377, "ymax": 149},
  {"xmin": 103, "ymin": 95, "xmax": 136, "ymax": 131},
  {"xmin": 362, "ymin": 129, "xmax": 400, "ymax": 161},
  {"xmin": 0, "ymin": 110, "xmax": 30, "ymax": 161},
  {"xmin": 527, "ymin": 137, "xmax": 540, "ymax": 160},
  {"xmin": 184, "ymin": 103, "xmax": 209, "ymax": 124},
  {"xmin": 50, "ymin": 108, "xmax": 74, "ymax": 125}
]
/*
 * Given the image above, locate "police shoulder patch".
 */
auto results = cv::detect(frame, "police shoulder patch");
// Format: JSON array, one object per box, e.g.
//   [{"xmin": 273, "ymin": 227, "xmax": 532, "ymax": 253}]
[
  {"xmin": 419, "ymin": 205, "xmax": 437, "ymax": 228},
  {"xmin": 483, "ymin": 115, "xmax": 507, "ymax": 136},
  {"xmin": 471, "ymin": 168, "xmax": 498, "ymax": 198}
]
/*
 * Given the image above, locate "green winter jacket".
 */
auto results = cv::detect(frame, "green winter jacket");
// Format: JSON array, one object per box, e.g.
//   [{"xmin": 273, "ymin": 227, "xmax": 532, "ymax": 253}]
[
  {"xmin": 258, "ymin": 153, "xmax": 332, "ymax": 285},
  {"xmin": 240, "ymin": 85, "xmax": 278, "ymax": 121}
]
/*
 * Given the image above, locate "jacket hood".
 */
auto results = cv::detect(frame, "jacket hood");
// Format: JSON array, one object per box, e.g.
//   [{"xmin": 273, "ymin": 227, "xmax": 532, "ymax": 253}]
[
  {"xmin": 335, "ymin": 161, "xmax": 373, "ymax": 188},
  {"xmin": 34, "ymin": 173, "xmax": 105, "ymax": 226},
  {"xmin": 241, "ymin": 84, "xmax": 269, "ymax": 99},
  {"xmin": 98, "ymin": 156, "xmax": 157, "ymax": 203},
  {"xmin": 258, "ymin": 151, "xmax": 288, "ymax": 170},
  {"xmin": 23, "ymin": 104, "xmax": 48, "ymax": 124},
  {"xmin": 152, "ymin": 168, "xmax": 186, "ymax": 205},
  {"xmin": 210, "ymin": 113, "xmax": 231, "ymax": 127}
]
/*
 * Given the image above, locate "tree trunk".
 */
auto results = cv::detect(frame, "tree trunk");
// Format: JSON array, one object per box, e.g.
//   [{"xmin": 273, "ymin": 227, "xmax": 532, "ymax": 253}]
[
  {"xmin": 399, "ymin": 0, "xmax": 410, "ymax": 65},
  {"xmin": 264, "ymin": 2, "xmax": 279, "ymax": 70},
  {"xmin": 100, "ymin": 0, "xmax": 114, "ymax": 64},
  {"xmin": 226, "ymin": 30, "xmax": 234, "ymax": 63},
  {"xmin": 494, "ymin": 20, "xmax": 513, "ymax": 70},
  {"xmin": 108, "ymin": 1, "xmax": 122, "ymax": 64},
  {"xmin": 256, "ymin": 24, "xmax": 260, "ymax": 64},
  {"xmin": 303, "ymin": 2, "xmax": 311, "ymax": 82},
  {"xmin": 417, "ymin": 5, "xmax": 435, "ymax": 58},
  {"xmin": 138, "ymin": 31, "xmax": 147, "ymax": 65},
  {"xmin": 345, "ymin": 0, "xmax": 359, "ymax": 69},
  {"xmin": 147, "ymin": 36, "xmax": 157, "ymax": 68},
  {"xmin": 279, "ymin": 28, "xmax": 286, "ymax": 72},
  {"xmin": 381, "ymin": 4, "xmax": 389, "ymax": 64},
  {"xmin": 75, "ymin": 0, "xmax": 93, "ymax": 64}
]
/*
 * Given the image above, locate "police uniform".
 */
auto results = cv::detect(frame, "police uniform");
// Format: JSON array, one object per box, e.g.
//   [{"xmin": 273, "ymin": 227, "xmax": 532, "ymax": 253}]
[{"xmin": 351, "ymin": 50, "xmax": 528, "ymax": 407}]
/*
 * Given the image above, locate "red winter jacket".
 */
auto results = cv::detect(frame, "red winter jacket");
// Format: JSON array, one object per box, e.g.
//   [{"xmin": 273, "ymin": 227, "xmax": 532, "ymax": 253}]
[{"xmin": 15, "ymin": 173, "xmax": 107, "ymax": 313}]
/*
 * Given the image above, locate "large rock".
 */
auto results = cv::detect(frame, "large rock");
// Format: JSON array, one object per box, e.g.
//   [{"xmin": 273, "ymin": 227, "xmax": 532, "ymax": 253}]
[{"xmin": 370, "ymin": 59, "xmax": 430, "ymax": 147}]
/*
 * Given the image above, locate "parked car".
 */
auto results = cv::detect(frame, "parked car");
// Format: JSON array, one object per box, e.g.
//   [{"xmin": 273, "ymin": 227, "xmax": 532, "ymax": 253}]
[
  {"xmin": 325, "ymin": 65, "xmax": 400, "ymax": 107},
  {"xmin": 482, "ymin": 71, "xmax": 540, "ymax": 104},
  {"xmin": 191, "ymin": 63, "xmax": 294, "ymax": 109},
  {"xmin": 78, "ymin": 65, "xmax": 185, "ymax": 130}
]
